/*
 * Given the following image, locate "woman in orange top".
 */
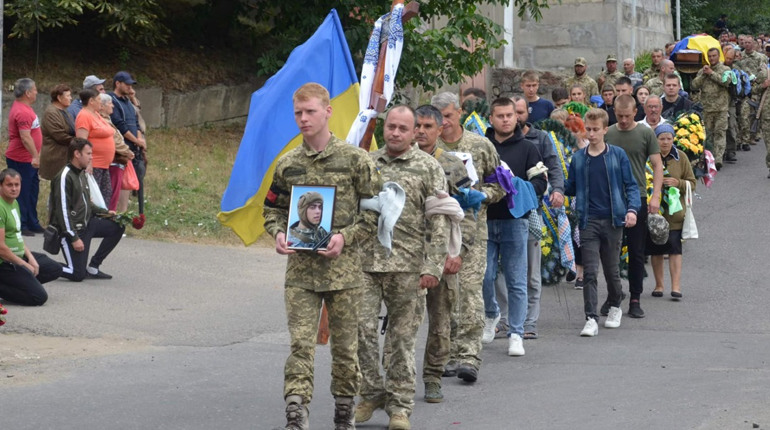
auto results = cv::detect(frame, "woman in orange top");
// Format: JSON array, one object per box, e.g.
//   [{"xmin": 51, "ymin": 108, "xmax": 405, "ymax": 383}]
[{"xmin": 75, "ymin": 88, "xmax": 116, "ymax": 206}]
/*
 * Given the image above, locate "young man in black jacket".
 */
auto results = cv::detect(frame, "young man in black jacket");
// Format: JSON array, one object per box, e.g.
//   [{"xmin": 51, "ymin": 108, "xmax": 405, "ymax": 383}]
[
  {"xmin": 481, "ymin": 97, "xmax": 546, "ymax": 357},
  {"xmin": 50, "ymin": 138, "xmax": 124, "ymax": 281}
]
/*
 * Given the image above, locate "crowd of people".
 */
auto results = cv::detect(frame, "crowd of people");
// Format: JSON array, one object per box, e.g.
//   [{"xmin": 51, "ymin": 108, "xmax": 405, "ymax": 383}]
[
  {"xmin": 266, "ymin": 34, "xmax": 770, "ymax": 430},
  {"xmin": 0, "ymin": 72, "xmax": 147, "ymax": 307}
]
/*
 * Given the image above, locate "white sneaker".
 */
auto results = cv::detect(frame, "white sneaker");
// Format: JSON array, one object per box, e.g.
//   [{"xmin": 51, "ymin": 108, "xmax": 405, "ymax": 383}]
[
  {"xmin": 482, "ymin": 314, "xmax": 501, "ymax": 344},
  {"xmin": 604, "ymin": 306, "xmax": 622, "ymax": 328},
  {"xmin": 580, "ymin": 318, "xmax": 598, "ymax": 337},
  {"xmin": 507, "ymin": 334, "xmax": 525, "ymax": 356}
]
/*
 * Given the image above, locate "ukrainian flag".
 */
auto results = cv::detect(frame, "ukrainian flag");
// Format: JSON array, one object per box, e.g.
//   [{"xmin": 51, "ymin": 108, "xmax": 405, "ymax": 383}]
[{"xmin": 218, "ymin": 9, "xmax": 361, "ymax": 245}]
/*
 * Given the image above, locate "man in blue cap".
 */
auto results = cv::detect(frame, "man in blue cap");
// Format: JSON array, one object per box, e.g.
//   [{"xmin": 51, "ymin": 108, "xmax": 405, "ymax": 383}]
[{"xmin": 109, "ymin": 71, "xmax": 147, "ymax": 213}]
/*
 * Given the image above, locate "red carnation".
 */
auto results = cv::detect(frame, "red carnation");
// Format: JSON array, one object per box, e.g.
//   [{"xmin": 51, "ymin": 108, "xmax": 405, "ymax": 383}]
[
  {"xmin": 0, "ymin": 305, "xmax": 7, "ymax": 315},
  {"xmin": 132, "ymin": 214, "xmax": 146, "ymax": 230}
]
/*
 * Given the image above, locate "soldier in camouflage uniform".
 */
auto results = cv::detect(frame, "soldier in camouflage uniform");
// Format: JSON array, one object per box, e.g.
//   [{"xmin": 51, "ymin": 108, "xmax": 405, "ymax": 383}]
[
  {"xmin": 643, "ymin": 48, "xmax": 665, "ymax": 83},
  {"xmin": 355, "ymin": 106, "xmax": 450, "ymax": 430},
  {"xmin": 412, "ymin": 105, "xmax": 471, "ymax": 404},
  {"xmin": 750, "ymin": 66, "xmax": 770, "ymax": 178},
  {"xmin": 431, "ymin": 92, "xmax": 505, "ymax": 383},
  {"xmin": 691, "ymin": 48, "xmax": 732, "ymax": 168},
  {"xmin": 263, "ymin": 83, "xmax": 381, "ymax": 430},
  {"xmin": 565, "ymin": 57, "xmax": 600, "ymax": 97},
  {"xmin": 723, "ymin": 46, "xmax": 739, "ymax": 163},
  {"xmin": 597, "ymin": 54, "xmax": 625, "ymax": 90},
  {"xmin": 645, "ymin": 59, "xmax": 677, "ymax": 97},
  {"xmin": 736, "ymin": 37, "xmax": 769, "ymax": 149}
]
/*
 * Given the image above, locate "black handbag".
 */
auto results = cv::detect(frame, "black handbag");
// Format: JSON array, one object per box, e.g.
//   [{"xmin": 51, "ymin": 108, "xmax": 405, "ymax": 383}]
[{"xmin": 43, "ymin": 225, "xmax": 61, "ymax": 255}]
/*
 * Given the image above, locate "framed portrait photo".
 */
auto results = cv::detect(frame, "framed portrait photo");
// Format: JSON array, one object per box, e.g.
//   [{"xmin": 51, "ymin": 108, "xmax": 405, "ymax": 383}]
[{"xmin": 286, "ymin": 185, "xmax": 336, "ymax": 251}]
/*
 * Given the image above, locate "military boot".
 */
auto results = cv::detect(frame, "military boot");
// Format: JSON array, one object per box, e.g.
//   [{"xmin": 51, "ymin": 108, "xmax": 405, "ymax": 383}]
[
  {"xmin": 354, "ymin": 396, "xmax": 385, "ymax": 423},
  {"xmin": 282, "ymin": 395, "xmax": 309, "ymax": 430},
  {"xmin": 388, "ymin": 412, "xmax": 411, "ymax": 430},
  {"xmin": 333, "ymin": 396, "xmax": 356, "ymax": 430},
  {"xmin": 423, "ymin": 381, "xmax": 444, "ymax": 403}
]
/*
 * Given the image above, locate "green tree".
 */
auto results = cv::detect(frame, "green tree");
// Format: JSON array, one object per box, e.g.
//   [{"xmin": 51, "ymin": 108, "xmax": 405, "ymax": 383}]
[
  {"xmin": 674, "ymin": 0, "xmax": 770, "ymax": 36},
  {"xmin": 4, "ymin": 0, "xmax": 169, "ymax": 46},
  {"xmin": 240, "ymin": 0, "xmax": 554, "ymax": 94}
]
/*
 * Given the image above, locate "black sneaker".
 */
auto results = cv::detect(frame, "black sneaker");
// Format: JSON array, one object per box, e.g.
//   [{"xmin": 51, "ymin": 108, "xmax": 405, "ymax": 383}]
[
  {"xmin": 21, "ymin": 229, "xmax": 35, "ymax": 237},
  {"xmin": 724, "ymin": 152, "xmax": 737, "ymax": 163},
  {"xmin": 456, "ymin": 363, "xmax": 478, "ymax": 383},
  {"xmin": 566, "ymin": 271, "xmax": 577, "ymax": 282},
  {"xmin": 442, "ymin": 361, "xmax": 458, "ymax": 377},
  {"xmin": 87, "ymin": 268, "xmax": 113, "ymax": 280},
  {"xmin": 742, "ymin": 144, "xmax": 751, "ymax": 151},
  {"xmin": 628, "ymin": 300, "xmax": 645, "ymax": 318}
]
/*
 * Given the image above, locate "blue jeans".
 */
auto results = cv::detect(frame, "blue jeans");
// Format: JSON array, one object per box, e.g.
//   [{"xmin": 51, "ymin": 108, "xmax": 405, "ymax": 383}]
[
  {"xmin": 482, "ymin": 218, "xmax": 529, "ymax": 336},
  {"xmin": 6, "ymin": 158, "xmax": 41, "ymax": 230}
]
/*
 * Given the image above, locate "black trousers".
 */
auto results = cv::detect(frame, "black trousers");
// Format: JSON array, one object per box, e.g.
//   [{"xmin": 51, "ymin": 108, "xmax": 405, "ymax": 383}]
[
  {"xmin": 624, "ymin": 199, "xmax": 648, "ymax": 300},
  {"xmin": 0, "ymin": 252, "xmax": 62, "ymax": 306},
  {"xmin": 60, "ymin": 217, "xmax": 125, "ymax": 282}
]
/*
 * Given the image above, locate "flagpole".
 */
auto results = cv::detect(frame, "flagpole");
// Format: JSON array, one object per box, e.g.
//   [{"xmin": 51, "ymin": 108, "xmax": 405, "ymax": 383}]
[{"xmin": 358, "ymin": 1, "xmax": 419, "ymax": 151}]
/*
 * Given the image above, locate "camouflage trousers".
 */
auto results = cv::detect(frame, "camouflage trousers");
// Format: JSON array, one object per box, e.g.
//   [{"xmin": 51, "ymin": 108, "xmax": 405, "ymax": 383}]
[
  {"xmin": 760, "ymin": 113, "xmax": 770, "ymax": 168},
  {"xmin": 704, "ymin": 110, "xmax": 728, "ymax": 164},
  {"xmin": 448, "ymin": 238, "xmax": 486, "ymax": 370},
  {"xmin": 358, "ymin": 271, "xmax": 425, "ymax": 416},
  {"xmin": 283, "ymin": 286, "xmax": 362, "ymax": 403},
  {"xmin": 421, "ymin": 275, "xmax": 457, "ymax": 383},
  {"xmin": 727, "ymin": 102, "xmax": 738, "ymax": 153},
  {"xmin": 739, "ymin": 97, "xmax": 762, "ymax": 144}
]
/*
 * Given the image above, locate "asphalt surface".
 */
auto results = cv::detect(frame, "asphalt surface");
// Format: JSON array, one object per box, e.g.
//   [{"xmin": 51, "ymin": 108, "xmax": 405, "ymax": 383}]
[{"xmin": 1, "ymin": 142, "xmax": 770, "ymax": 430}]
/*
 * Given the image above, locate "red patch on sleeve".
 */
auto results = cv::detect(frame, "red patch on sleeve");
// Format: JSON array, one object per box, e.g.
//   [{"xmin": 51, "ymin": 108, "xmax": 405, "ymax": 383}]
[{"xmin": 266, "ymin": 189, "xmax": 277, "ymax": 204}]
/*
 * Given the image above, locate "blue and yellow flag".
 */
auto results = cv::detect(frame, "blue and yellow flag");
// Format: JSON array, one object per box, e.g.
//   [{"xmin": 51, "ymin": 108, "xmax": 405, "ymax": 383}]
[{"xmin": 217, "ymin": 9, "xmax": 360, "ymax": 245}]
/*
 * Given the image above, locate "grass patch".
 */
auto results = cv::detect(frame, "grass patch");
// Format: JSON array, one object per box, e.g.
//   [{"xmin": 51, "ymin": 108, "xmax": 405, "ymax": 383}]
[{"xmin": 2, "ymin": 122, "xmax": 258, "ymax": 247}]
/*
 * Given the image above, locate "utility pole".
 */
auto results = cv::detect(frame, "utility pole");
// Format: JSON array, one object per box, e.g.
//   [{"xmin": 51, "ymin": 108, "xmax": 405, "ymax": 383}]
[{"xmin": 1, "ymin": 0, "xmax": 4, "ymax": 143}]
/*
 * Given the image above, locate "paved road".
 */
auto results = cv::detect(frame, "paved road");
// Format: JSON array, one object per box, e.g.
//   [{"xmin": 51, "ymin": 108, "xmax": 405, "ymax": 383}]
[{"xmin": 2, "ymin": 144, "xmax": 770, "ymax": 430}]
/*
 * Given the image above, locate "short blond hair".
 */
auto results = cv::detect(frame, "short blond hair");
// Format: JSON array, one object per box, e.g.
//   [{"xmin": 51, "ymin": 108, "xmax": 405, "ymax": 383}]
[
  {"xmin": 293, "ymin": 82, "xmax": 330, "ymax": 106},
  {"xmin": 521, "ymin": 70, "xmax": 540, "ymax": 83},
  {"xmin": 584, "ymin": 108, "xmax": 609, "ymax": 127}
]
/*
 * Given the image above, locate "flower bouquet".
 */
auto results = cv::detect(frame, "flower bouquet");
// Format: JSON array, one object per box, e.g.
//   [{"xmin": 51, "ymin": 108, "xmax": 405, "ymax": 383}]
[
  {"xmin": 113, "ymin": 211, "xmax": 145, "ymax": 230},
  {"xmin": 673, "ymin": 112, "xmax": 706, "ymax": 161},
  {"xmin": 540, "ymin": 224, "xmax": 565, "ymax": 285},
  {"xmin": 0, "ymin": 303, "xmax": 7, "ymax": 326}
]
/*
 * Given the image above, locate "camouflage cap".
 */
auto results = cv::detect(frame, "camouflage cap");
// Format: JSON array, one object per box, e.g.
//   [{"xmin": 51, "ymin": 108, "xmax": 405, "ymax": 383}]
[
  {"xmin": 647, "ymin": 213, "xmax": 670, "ymax": 245},
  {"xmin": 574, "ymin": 57, "xmax": 587, "ymax": 66},
  {"xmin": 606, "ymin": 54, "xmax": 618, "ymax": 62},
  {"xmin": 297, "ymin": 191, "xmax": 324, "ymax": 226}
]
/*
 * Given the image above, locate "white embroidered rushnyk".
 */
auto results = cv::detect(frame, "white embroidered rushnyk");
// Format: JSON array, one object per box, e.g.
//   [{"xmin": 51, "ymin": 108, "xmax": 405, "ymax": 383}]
[{"xmin": 346, "ymin": 4, "xmax": 404, "ymax": 146}]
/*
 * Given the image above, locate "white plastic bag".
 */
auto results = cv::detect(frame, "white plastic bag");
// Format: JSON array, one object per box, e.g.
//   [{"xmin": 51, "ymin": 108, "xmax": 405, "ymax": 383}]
[
  {"xmin": 86, "ymin": 172, "xmax": 107, "ymax": 210},
  {"xmin": 682, "ymin": 181, "xmax": 698, "ymax": 240}
]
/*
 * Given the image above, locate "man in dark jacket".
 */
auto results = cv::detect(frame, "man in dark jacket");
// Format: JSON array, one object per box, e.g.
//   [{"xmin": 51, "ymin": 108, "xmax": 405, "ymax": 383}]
[
  {"xmin": 481, "ymin": 97, "xmax": 546, "ymax": 358},
  {"xmin": 50, "ymin": 138, "xmax": 124, "ymax": 281},
  {"xmin": 490, "ymin": 96, "xmax": 565, "ymax": 340}
]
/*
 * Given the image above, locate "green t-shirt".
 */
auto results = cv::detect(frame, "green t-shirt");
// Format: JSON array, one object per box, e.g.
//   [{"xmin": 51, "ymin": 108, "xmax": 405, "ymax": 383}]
[
  {"xmin": 0, "ymin": 198, "xmax": 24, "ymax": 261},
  {"xmin": 605, "ymin": 124, "xmax": 660, "ymax": 197}
]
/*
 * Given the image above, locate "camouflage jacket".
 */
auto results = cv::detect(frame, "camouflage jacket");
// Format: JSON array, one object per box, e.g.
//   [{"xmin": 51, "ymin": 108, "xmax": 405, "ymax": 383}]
[
  {"xmin": 646, "ymin": 76, "xmax": 664, "ymax": 96},
  {"xmin": 691, "ymin": 63, "xmax": 731, "ymax": 112},
  {"xmin": 565, "ymin": 75, "xmax": 599, "ymax": 97},
  {"xmin": 263, "ymin": 134, "xmax": 381, "ymax": 292},
  {"xmin": 597, "ymin": 70, "xmax": 624, "ymax": 88},
  {"xmin": 438, "ymin": 129, "xmax": 505, "ymax": 240},
  {"xmin": 362, "ymin": 145, "xmax": 450, "ymax": 280},
  {"xmin": 736, "ymin": 51, "xmax": 768, "ymax": 78},
  {"xmin": 643, "ymin": 64, "xmax": 661, "ymax": 83},
  {"xmin": 430, "ymin": 146, "xmax": 476, "ymax": 257},
  {"xmin": 750, "ymin": 68, "xmax": 770, "ymax": 120}
]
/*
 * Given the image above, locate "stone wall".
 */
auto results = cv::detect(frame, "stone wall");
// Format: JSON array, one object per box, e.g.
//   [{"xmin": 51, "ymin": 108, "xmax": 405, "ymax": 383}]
[
  {"xmin": 480, "ymin": 0, "xmax": 674, "ymax": 96},
  {"xmin": 489, "ymin": 69, "xmax": 565, "ymax": 101},
  {"xmin": 1, "ymin": 81, "xmax": 263, "ymax": 133}
]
